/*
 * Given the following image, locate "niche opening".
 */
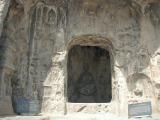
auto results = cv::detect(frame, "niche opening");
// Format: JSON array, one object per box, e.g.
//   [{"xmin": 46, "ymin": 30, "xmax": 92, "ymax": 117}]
[{"xmin": 67, "ymin": 45, "xmax": 112, "ymax": 103}]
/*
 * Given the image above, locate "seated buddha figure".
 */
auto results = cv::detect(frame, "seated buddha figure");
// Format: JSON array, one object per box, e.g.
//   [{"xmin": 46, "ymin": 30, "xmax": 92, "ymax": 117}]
[{"xmin": 76, "ymin": 65, "xmax": 97, "ymax": 103}]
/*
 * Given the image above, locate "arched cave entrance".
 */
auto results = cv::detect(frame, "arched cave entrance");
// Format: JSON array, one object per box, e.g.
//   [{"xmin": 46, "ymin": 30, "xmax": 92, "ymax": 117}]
[{"xmin": 67, "ymin": 45, "xmax": 112, "ymax": 103}]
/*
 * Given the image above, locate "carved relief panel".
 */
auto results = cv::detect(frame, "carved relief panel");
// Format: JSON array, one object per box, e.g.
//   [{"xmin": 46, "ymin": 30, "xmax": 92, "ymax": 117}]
[
  {"xmin": 27, "ymin": 0, "xmax": 67, "ymax": 100},
  {"xmin": 82, "ymin": 0, "xmax": 102, "ymax": 16},
  {"xmin": 127, "ymin": 73, "xmax": 153, "ymax": 100}
]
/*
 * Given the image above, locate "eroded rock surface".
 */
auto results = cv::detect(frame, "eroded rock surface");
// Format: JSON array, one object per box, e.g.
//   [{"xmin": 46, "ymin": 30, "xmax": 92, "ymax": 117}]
[{"xmin": 0, "ymin": 0, "xmax": 160, "ymax": 118}]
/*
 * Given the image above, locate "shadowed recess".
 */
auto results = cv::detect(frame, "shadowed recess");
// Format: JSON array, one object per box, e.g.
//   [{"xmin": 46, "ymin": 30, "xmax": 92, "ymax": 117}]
[{"xmin": 67, "ymin": 45, "xmax": 112, "ymax": 103}]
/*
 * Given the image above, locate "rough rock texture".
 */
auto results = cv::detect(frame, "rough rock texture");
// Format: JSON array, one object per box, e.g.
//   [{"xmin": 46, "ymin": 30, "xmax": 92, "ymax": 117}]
[
  {"xmin": 0, "ymin": 0, "xmax": 160, "ymax": 119},
  {"xmin": 0, "ymin": 114, "xmax": 160, "ymax": 120}
]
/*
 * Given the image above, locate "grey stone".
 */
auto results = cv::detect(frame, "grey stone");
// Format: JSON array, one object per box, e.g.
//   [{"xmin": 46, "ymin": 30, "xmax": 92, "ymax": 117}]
[{"xmin": 0, "ymin": 0, "xmax": 160, "ymax": 119}]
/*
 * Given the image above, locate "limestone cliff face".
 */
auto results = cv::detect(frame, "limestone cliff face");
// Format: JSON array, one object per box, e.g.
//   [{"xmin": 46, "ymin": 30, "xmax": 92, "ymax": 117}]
[{"xmin": 0, "ymin": 0, "xmax": 160, "ymax": 116}]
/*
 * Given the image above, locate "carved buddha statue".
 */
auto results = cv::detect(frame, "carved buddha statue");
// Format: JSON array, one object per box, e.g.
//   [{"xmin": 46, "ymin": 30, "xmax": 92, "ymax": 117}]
[{"xmin": 76, "ymin": 65, "xmax": 97, "ymax": 103}]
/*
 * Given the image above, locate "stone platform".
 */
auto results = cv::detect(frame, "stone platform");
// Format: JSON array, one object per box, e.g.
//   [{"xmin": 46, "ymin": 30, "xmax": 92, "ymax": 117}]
[{"xmin": 0, "ymin": 114, "xmax": 160, "ymax": 120}]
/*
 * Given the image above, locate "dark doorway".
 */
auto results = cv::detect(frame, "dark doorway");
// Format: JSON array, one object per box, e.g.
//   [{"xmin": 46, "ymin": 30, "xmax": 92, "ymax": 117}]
[{"xmin": 67, "ymin": 45, "xmax": 112, "ymax": 103}]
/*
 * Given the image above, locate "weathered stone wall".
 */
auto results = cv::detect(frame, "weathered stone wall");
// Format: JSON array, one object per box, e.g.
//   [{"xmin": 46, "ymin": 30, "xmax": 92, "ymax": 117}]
[{"xmin": 0, "ymin": 0, "xmax": 160, "ymax": 116}]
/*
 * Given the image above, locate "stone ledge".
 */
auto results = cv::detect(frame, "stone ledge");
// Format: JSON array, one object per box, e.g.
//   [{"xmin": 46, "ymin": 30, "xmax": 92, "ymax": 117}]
[
  {"xmin": 0, "ymin": 116, "xmax": 49, "ymax": 120},
  {"xmin": 1, "ymin": 113, "xmax": 160, "ymax": 120}
]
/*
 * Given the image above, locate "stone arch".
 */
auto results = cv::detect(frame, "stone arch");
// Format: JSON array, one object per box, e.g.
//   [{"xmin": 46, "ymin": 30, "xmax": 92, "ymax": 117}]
[
  {"xmin": 67, "ymin": 35, "xmax": 115, "ymax": 103},
  {"xmin": 68, "ymin": 35, "xmax": 114, "ymax": 54},
  {"xmin": 68, "ymin": 35, "xmax": 115, "ymax": 70}
]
